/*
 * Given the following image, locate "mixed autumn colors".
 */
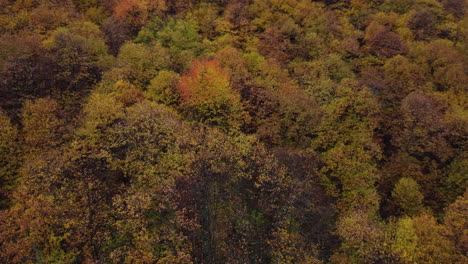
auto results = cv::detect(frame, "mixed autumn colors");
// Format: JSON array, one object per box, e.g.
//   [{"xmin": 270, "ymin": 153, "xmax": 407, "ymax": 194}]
[{"xmin": 0, "ymin": 0, "xmax": 467, "ymax": 263}]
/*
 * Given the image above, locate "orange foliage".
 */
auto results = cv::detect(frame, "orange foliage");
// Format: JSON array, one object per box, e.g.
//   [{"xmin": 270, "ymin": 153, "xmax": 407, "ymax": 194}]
[
  {"xmin": 114, "ymin": 0, "xmax": 144, "ymax": 18},
  {"xmin": 177, "ymin": 59, "xmax": 231, "ymax": 105},
  {"xmin": 177, "ymin": 59, "xmax": 244, "ymax": 128}
]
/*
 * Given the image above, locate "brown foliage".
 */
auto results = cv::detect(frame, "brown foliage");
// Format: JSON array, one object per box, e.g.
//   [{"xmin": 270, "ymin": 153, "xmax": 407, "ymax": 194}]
[
  {"xmin": 408, "ymin": 9, "xmax": 437, "ymax": 40},
  {"xmin": 439, "ymin": 0, "xmax": 466, "ymax": 18},
  {"xmin": 369, "ymin": 30, "xmax": 408, "ymax": 57},
  {"xmin": 258, "ymin": 27, "xmax": 291, "ymax": 65},
  {"xmin": 101, "ymin": 17, "xmax": 132, "ymax": 56}
]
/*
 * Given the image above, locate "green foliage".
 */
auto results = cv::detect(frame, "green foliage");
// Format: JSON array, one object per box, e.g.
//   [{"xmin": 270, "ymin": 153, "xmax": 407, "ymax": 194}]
[
  {"xmin": 381, "ymin": 0, "xmax": 413, "ymax": 13},
  {"xmin": 156, "ymin": 18, "xmax": 203, "ymax": 72},
  {"xmin": 0, "ymin": 1, "xmax": 467, "ymax": 263},
  {"xmin": 79, "ymin": 92, "xmax": 124, "ymax": 142},
  {"xmin": 447, "ymin": 157, "xmax": 468, "ymax": 199},
  {"xmin": 313, "ymin": 79, "xmax": 382, "ymax": 215},
  {"xmin": 134, "ymin": 17, "xmax": 164, "ymax": 44},
  {"xmin": 147, "ymin": 70, "xmax": 180, "ymax": 105},
  {"xmin": 186, "ymin": 3, "xmax": 220, "ymax": 39},
  {"xmin": 42, "ymin": 21, "xmax": 112, "ymax": 91},
  {"xmin": 116, "ymin": 42, "xmax": 170, "ymax": 87},
  {"xmin": 393, "ymin": 213, "xmax": 455, "ymax": 263},
  {"xmin": 157, "ymin": 18, "xmax": 201, "ymax": 52},
  {"xmin": 392, "ymin": 177, "xmax": 424, "ymax": 216},
  {"xmin": 135, "ymin": 18, "xmax": 203, "ymax": 72}
]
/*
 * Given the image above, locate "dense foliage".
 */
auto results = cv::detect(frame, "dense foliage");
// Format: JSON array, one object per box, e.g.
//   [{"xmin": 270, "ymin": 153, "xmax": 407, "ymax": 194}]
[{"xmin": 0, "ymin": 0, "xmax": 466, "ymax": 263}]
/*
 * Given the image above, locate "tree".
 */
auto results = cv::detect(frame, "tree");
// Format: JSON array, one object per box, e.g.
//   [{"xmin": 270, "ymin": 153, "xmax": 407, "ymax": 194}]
[
  {"xmin": 0, "ymin": 98, "xmax": 69, "ymax": 263},
  {"xmin": 273, "ymin": 148, "xmax": 337, "ymax": 260},
  {"xmin": 409, "ymin": 39, "xmax": 467, "ymax": 102},
  {"xmin": 332, "ymin": 211, "xmax": 398, "ymax": 264},
  {"xmin": 21, "ymin": 97, "xmax": 64, "ymax": 154},
  {"xmin": 104, "ymin": 101, "xmax": 192, "ymax": 263},
  {"xmin": 165, "ymin": 0, "xmax": 199, "ymax": 15},
  {"xmin": 269, "ymin": 219, "xmax": 323, "ymax": 264},
  {"xmin": 240, "ymin": 53, "xmax": 321, "ymax": 146},
  {"xmin": 101, "ymin": 17, "xmax": 132, "ymax": 56},
  {"xmin": 186, "ymin": 3, "xmax": 221, "ymax": 39},
  {"xmin": 444, "ymin": 191, "xmax": 468, "ymax": 263},
  {"xmin": 113, "ymin": 0, "xmax": 167, "ymax": 33},
  {"xmin": 439, "ymin": 0, "xmax": 466, "ymax": 18},
  {"xmin": 177, "ymin": 59, "xmax": 245, "ymax": 130},
  {"xmin": 147, "ymin": 70, "xmax": 180, "ymax": 106},
  {"xmin": 368, "ymin": 29, "xmax": 408, "ymax": 57},
  {"xmin": 79, "ymin": 91, "xmax": 124, "ymax": 140},
  {"xmin": 112, "ymin": 80, "xmax": 145, "ymax": 107},
  {"xmin": 312, "ymin": 79, "xmax": 382, "ymax": 216},
  {"xmin": 0, "ymin": 1, "xmax": 466, "ymax": 262},
  {"xmin": 42, "ymin": 21, "xmax": 111, "ymax": 93},
  {"xmin": 156, "ymin": 19, "xmax": 203, "ymax": 72},
  {"xmin": 0, "ymin": 111, "xmax": 18, "ymax": 208},
  {"xmin": 174, "ymin": 130, "xmax": 293, "ymax": 263},
  {"xmin": 156, "ymin": 19, "xmax": 201, "ymax": 53},
  {"xmin": 213, "ymin": 46, "xmax": 249, "ymax": 93},
  {"xmin": 381, "ymin": 55, "xmax": 425, "ymax": 105},
  {"xmin": 446, "ymin": 156, "xmax": 468, "ymax": 201},
  {"xmin": 257, "ymin": 26, "xmax": 291, "ymax": 65},
  {"xmin": 393, "ymin": 213, "xmax": 455, "ymax": 264},
  {"xmin": 0, "ymin": 34, "xmax": 56, "ymax": 112},
  {"xmin": 115, "ymin": 42, "xmax": 170, "ymax": 87},
  {"xmin": 407, "ymin": 8, "xmax": 437, "ymax": 40},
  {"xmin": 391, "ymin": 177, "xmax": 424, "ymax": 216},
  {"xmin": 379, "ymin": 91, "xmax": 455, "ymax": 214}
]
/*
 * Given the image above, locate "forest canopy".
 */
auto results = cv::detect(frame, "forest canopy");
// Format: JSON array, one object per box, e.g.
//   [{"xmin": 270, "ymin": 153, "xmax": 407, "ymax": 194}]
[{"xmin": 0, "ymin": 0, "xmax": 467, "ymax": 263}]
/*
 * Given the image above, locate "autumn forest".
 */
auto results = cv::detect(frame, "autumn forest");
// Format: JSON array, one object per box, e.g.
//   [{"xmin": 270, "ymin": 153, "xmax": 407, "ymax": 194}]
[{"xmin": 0, "ymin": 0, "xmax": 467, "ymax": 263}]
